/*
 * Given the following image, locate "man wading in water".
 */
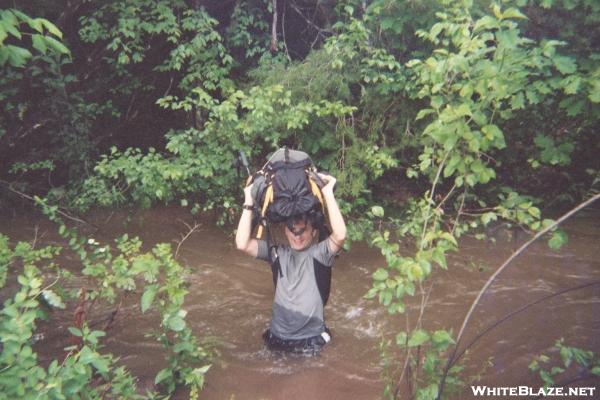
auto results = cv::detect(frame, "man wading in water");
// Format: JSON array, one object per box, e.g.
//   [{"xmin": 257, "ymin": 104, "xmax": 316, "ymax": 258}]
[{"xmin": 235, "ymin": 173, "xmax": 346, "ymax": 353}]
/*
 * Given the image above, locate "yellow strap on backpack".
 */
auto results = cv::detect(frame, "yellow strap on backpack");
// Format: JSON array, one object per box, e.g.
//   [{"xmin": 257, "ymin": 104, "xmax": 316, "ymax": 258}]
[
  {"xmin": 309, "ymin": 177, "xmax": 325, "ymax": 214},
  {"xmin": 256, "ymin": 185, "xmax": 274, "ymax": 239}
]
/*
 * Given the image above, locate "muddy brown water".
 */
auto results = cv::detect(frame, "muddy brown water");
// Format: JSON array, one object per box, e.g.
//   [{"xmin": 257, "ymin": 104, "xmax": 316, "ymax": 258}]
[{"xmin": 2, "ymin": 206, "xmax": 599, "ymax": 399}]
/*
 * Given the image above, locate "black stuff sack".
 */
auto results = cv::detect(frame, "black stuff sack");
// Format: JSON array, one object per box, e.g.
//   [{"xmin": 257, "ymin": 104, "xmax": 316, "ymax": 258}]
[{"xmin": 250, "ymin": 148, "xmax": 324, "ymax": 230}]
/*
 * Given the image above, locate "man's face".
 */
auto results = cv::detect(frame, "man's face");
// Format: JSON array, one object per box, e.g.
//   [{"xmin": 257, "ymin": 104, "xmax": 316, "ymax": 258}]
[{"xmin": 284, "ymin": 217, "xmax": 316, "ymax": 251}]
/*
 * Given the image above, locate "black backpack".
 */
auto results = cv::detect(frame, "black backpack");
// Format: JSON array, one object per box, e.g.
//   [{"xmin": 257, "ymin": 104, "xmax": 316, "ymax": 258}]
[{"xmin": 250, "ymin": 148, "xmax": 325, "ymax": 238}]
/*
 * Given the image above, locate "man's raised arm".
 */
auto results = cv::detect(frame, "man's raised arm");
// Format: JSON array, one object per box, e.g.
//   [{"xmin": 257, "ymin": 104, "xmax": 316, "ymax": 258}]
[
  {"xmin": 318, "ymin": 173, "xmax": 347, "ymax": 254},
  {"xmin": 235, "ymin": 183, "xmax": 259, "ymax": 257}
]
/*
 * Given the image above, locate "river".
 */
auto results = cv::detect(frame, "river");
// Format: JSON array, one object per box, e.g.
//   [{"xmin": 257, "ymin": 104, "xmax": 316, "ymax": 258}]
[{"xmin": 2, "ymin": 205, "xmax": 599, "ymax": 399}]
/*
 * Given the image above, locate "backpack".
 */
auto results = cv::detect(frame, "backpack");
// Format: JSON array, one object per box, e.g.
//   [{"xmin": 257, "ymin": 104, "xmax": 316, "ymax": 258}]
[{"xmin": 249, "ymin": 147, "xmax": 325, "ymax": 239}]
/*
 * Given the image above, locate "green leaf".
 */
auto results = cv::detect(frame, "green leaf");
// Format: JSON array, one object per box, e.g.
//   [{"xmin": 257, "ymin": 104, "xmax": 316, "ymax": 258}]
[
  {"xmin": 42, "ymin": 289, "xmax": 65, "ymax": 309},
  {"xmin": 408, "ymin": 263, "xmax": 423, "ymax": 280},
  {"xmin": 502, "ymin": 8, "xmax": 527, "ymax": 20},
  {"xmin": 496, "ymin": 29, "xmax": 518, "ymax": 49},
  {"xmin": 194, "ymin": 364, "xmax": 211, "ymax": 375},
  {"xmin": 553, "ymin": 56, "xmax": 577, "ymax": 74},
  {"xmin": 155, "ymin": 368, "xmax": 173, "ymax": 385},
  {"xmin": 92, "ymin": 357, "xmax": 109, "ymax": 374},
  {"xmin": 141, "ymin": 284, "xmax": 158, "ymax": 313},
  {"xmin": 511, "ymin": 92, "xmax": 525, "ymax": 109},
  {"xmin": 78, "ymin": 345, "xmax": 95, "ymax": 364},
  {"xmin": 167, "ymin": 316, "xmax": 186, "ymax": 331},
  {"xmin": 443, "ymin": 154, "xmax": 461, "ymax": 178},
  {"xmin": 491, "ymin": 3, "xmax": 503, "ymax": 19},
  {"xmin": 588, "ymin": 79, "xmax": 600, "ymax": 102},
  {"xmin": 455, "ymin": 103, "xmax": 471, "ymax": 117},
  {"xmin": 540, "ymin": 370, "xmax": 554, "ymax": 386},
  {"xmin": 550, "ymin": 366, "xmax": 565, "ymax": 375},
  {"xmin": 482, "ymin": 124, "xmax": 503, "ymax": 144},
  {"xmin": 430, "ymin": 96, "xmax": 444, "ymax": 109},
  {"xmin": 0, "ymin": 26, "xmax": 7, "ymax": 45},
  {"xmin": 481, "ymin": 212, "xmax": 497, "ymax": 226},
  {"xmin": 371, "ymin": 205, "xmax": 384, "ymax": 218},
  {"xmin": 396, "ymin": 331, "xmax": 407, "ymax": 346},
  {"xmin": 41, "ymin": 19, "xmax": 63, "ymax": 38},
  {"xmin": 373, "ymin": 268, "xmax": 389, "ymax": 281},
  {"xmin": 68, "ymin": 327, "xmax": 82, "ymax": 337},
  {"xmin": 2, "ymin": 17, "xmax": 21, "ymax": 39},
  {"xmin": 44, "ymin": 35, "xmax": 70, "ymax": 55},
  {"xmin": 528, "ymin": 207, "xmax": 541, "ymax": 219},
  {"xmin": 9, "ymin": 9, "xmax": 31, "ymax": 25},
  {"xmin": 407, "ymin": 329, "xmax": 430, "ymax": 347},
  {"xmin": 380, "ymin": 290, "xmax": 392, "ymax": 306},
  {"xmin": 416, "ymin": 383, "xmax": 438, "ymax": 400},
  {"xmin": 416, "ymin": 108, "xmax": 434, "ymax": 120},
  {"xmin": 429, "ymin": 23, "xmax": 443, "ymax": 41},
  {"xmin": 27, "ymin": 18, "xmax": 43, "ymax": 33},
  {"xmin": 31, "ymin": 34, "xmax": 47, "ymax": 54},
  {"xmin": 29, "ymin": 277, "xmax": 42, "ymax": 289},
  {"xmin": 548, "ymin": 230, "xmax": 568, "ymax": 250},
  {"xmin": 440, "ymin": 232, "xmax": 458, "ymax": 247},
  {"xmin": 529, "ymin": 360, "xmax": 539, "ymax": 371},
  {"xmin": 6, "ymin": 45, "xmax": 32, "ymax": 67},
  {"xmin": 474, "ymin": 16, "xmax": 499, "ymax": 32},
  {"xmin": 561, "ymin": 75, "xmax": 581, "ymax": 94},
  {"xmin": 89, "ymin": 330, "xmax": 106, "ymax": 341},
  {"xmin": 526, "ymin": 89, "xmax": 540, "ymax": 104},
  {"xmin": 431, "ymin": 330, "xmax": 455, "ymax": 347},
  {"xmin": 432, "ymin": 248, "xmax": 447, "ymax": 269},
  {"xmin": 465, "ymin": 174, "xmax": 477, "ymax": 187},
  {"xmin": 173, "ymin": 341, "xmax": 194, "ymax": 353}
]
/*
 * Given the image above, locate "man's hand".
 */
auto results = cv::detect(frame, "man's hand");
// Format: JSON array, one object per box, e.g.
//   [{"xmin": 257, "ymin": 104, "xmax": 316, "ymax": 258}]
[{"xmin": 317, "ymin": 173, "xmax": 336, "ymax": 193}]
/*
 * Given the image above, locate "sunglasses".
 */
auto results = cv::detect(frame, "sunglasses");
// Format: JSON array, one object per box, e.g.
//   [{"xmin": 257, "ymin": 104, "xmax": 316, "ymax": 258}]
[{"xmin": 286, "ymin": 219, "xmax": 309, "ymax": 236}]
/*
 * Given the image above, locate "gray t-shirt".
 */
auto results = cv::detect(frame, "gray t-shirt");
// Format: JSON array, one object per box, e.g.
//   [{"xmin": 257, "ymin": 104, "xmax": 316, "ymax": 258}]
[{"xmin": 256, "ymin": 239, "xmax": 336, "ymax": 340}]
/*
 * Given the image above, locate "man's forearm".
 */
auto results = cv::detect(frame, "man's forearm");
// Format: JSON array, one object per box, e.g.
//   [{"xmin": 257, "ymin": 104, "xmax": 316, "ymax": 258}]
[
  {"xmin": 323, "ymin": 190, "xmax": 346, "ymax": 244},
  {"xmin": 235, "ymin": 189, "xmax": 254, "ymax": 251},
  {"xmin": 235, "ymin": 207, "xmax": 253, "ymax": 250}
]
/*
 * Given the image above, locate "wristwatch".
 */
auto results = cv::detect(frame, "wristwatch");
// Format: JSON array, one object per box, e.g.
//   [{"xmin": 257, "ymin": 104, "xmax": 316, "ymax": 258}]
[{"xmin": 243, "ymin": 204, "xmax": 254, "ymax": 210}]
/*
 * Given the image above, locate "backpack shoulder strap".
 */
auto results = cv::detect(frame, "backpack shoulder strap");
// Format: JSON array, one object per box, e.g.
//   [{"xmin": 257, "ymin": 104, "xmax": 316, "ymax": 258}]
[
  {"xmin": 269, "ymin": 245, "xmax": 282, "ymax": 288},
  {"xmin": 308, "ymin": 176, "xmax": 325, "ymax": 214},
  {"xmin": 313, "ymin": 258, "xmax": 331, "ymax": 306},
  {"xmin": 256, "ymin": 184, "xmax": 273, "ymax": 239}
]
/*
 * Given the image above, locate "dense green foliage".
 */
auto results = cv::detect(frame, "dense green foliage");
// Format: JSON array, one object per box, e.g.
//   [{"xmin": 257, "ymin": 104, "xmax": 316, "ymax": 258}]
[
  {"xmin": 2, "ymin": 0, "xmax": 597, "ymax": 209},
  {"xmin": 1, "ymin": 0, "xmax": 599, "ymax": 398},
  {"xmin": 0, "ymin": 200, "xmax": 212, "ymax": 398}
]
